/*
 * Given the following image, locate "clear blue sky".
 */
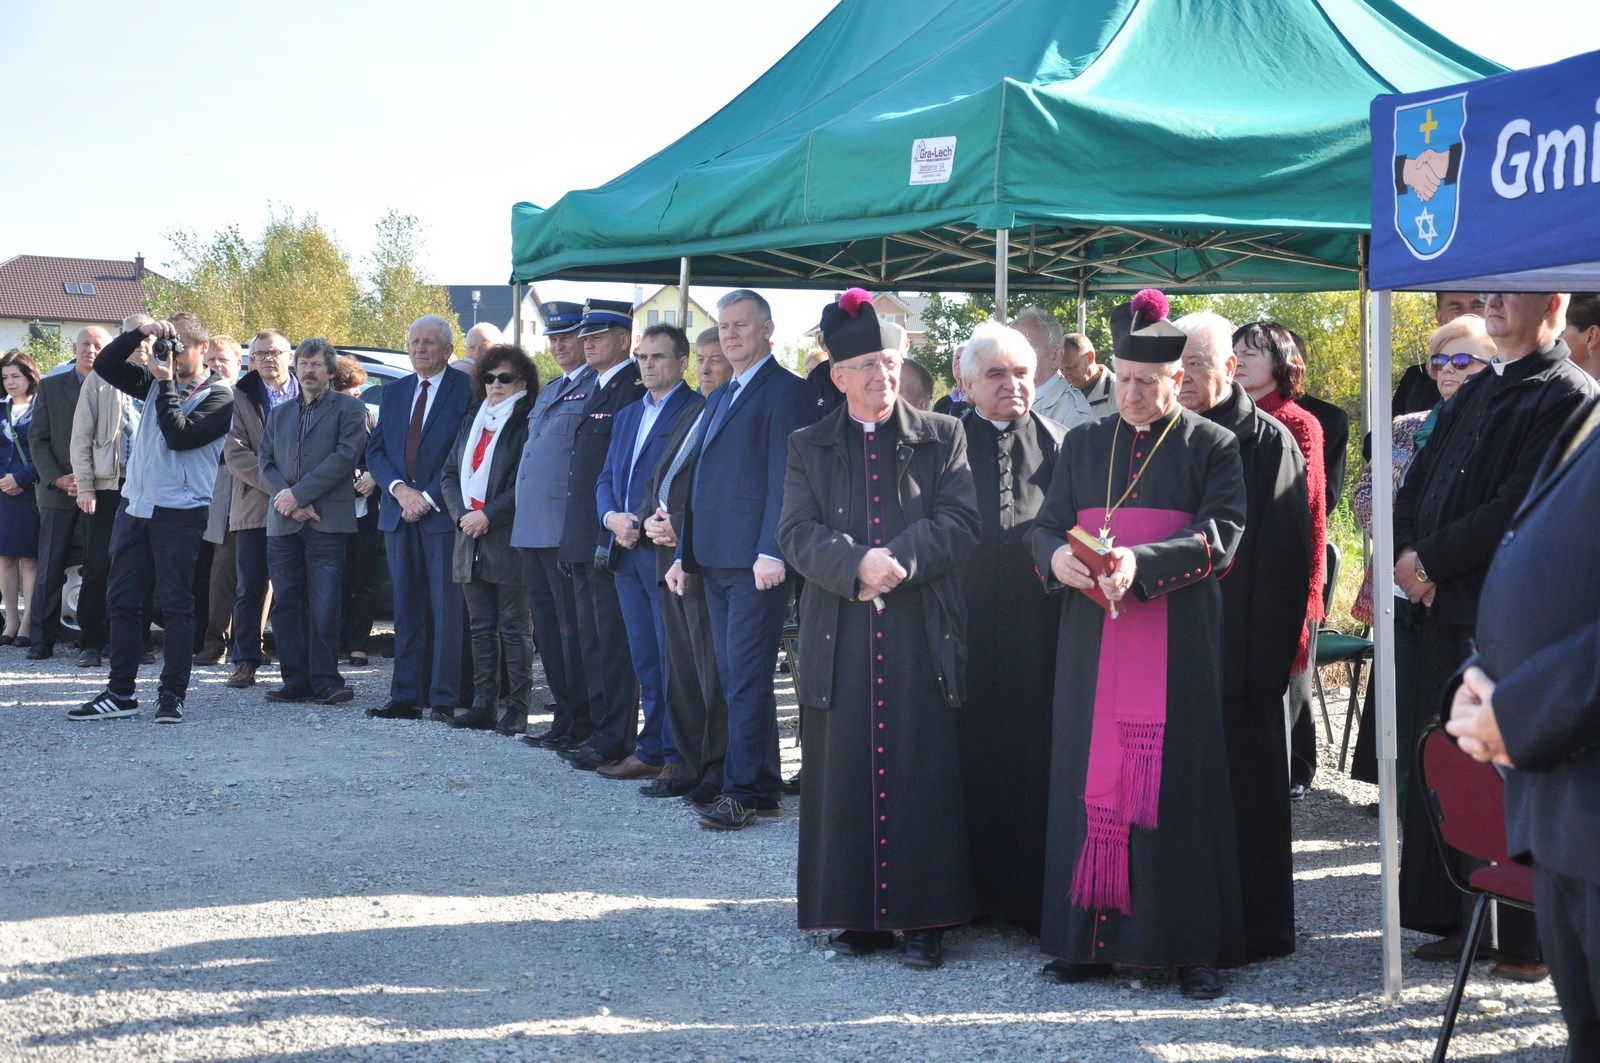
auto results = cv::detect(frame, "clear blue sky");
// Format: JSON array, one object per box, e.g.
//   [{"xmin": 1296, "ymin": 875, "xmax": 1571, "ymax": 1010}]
[{"xmin": 2, "ymin": 0, "xmax": 1590, "ymax": 343}]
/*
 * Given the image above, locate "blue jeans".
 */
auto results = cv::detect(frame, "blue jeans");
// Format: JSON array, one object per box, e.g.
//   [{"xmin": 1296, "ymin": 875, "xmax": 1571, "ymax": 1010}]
[
  {"xmin": 106, "ymin": 503, "xmax": 207, "ymax": 700},
  {"xmin": 613, "ymin": 545, "xmax": 677, "ymax": 766},
  {"xmin": 267, "ymin": 527, "xmax": 349, "ymax": 697}
]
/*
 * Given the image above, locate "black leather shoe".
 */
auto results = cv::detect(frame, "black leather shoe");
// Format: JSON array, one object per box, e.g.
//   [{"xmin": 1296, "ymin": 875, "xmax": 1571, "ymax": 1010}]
[
  {"xmin": 567, "ymin": 746, "xmax": 619, "ymax": 772},
  {"xmin": 366, "ymin": 701, "xmax": 422, "ymax": 720},
  {"xmin": 682, "ymin": 781, "xmax": 720, "ymax": 806},
  {"xmin": 697, "ymin": 795, "xmax": 756, "ymax": 831},
  {"xmin": 1041, "ymin": 960, "xmax": 1112, "ymax": 984},
  {"xmin": 1178, "ymin": 965, "xmax": 1225, "ymax": 1000},
  {"xmin": 495, "ymin": 711, "xmax": 527, "ymax": 736},
  {"xmin": 449, "ymin": 706, "xmax": 496, "ymax": 730},
  {"xmin": 641, "ymin": 767, "xmax": 700, "ymax": 799},
  {"xmin": 826, "ymin": 930, "xmax": 896, "ymax": 956},
  {"xmin": 902, "ymin": 929, "xmax": 945, "ymax": 970},
  {"xmin": 26, "ymin": 644, "xmax": 53, "ymax": 660},
  {"xmin": 528, "ymin": 728, "xmax": 574, "ymax": 748},
  {"xmin": 428, "ymin": 707, "xmax": 456, "ymax": 723},
  {"xmin": 265, "ymin": 686, "xmax": 316, "ymax": 703},
  {"xmin": 779, "ymin": 771, "xmax": 802, "ymax": 795}
]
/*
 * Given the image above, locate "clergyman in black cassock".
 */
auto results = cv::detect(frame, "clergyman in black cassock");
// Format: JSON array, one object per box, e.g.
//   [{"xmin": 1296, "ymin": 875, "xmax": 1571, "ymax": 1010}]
[
  {"xmin": 954, "ymin": 322, "xmax": 1066, "ymax": 927},
  {"xmin": 778, "ymin": 291, "xmax": 981, "ymax": 965},
  {"xmin": 1177, "ymin": 314, "xmax": 1312, "ymax": 960},
  {"xmin": 1031, "ymin": 291, "xmax": 1247, "ymax": 996}
]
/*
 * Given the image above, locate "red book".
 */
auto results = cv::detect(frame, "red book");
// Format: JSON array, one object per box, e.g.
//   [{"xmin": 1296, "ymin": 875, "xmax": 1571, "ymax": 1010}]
[{"xmin": 1067, "ymin": 525, "xmax": 1116, "ymax": 610}]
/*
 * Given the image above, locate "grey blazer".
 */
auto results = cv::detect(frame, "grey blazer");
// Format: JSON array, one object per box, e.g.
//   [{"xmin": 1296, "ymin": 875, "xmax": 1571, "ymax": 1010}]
[
  {"xmin": 510, "ymin": 366, "xmax": 596, "ymax": 549},
  {"xmin": 258, "ymin": 390, "xmax": 369, "ymax": 536}
]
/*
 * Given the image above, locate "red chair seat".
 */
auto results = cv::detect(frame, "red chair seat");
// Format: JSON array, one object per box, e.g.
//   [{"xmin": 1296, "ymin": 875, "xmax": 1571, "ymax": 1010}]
[{"xmin": 1466, "ymin": 862, "xmax": 1535, "ymax": 906}]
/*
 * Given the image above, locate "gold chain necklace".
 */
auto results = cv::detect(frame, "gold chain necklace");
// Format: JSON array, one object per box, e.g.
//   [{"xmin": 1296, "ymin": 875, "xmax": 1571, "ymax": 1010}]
[{"xmin": 1101, "ymin": 411, "xmax": 1182, "ymax": 543}]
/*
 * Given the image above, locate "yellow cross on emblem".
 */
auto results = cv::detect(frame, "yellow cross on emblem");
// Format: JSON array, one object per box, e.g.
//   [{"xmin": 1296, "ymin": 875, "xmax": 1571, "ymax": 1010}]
[{"xmin": 1419, "ymin": 108, "xmax": 1439, "ymax": 145}]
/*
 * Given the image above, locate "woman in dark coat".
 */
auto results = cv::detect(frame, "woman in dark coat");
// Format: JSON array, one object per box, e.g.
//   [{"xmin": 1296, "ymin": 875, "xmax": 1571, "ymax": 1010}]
[
  {"xmin": 441, "ymin": 345, "xmax": 539, "ymax": 735},
  {"xmin": 0, "ymin": 350, "xmax": 42, "ymax": 646},
  {"xmin": 954, "ymin": 322, "xmax": 1064, "ymax": 928}
]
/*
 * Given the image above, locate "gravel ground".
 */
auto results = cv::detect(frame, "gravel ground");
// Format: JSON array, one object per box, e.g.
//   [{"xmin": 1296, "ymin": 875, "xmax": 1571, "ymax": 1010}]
[{"xmin": 0, "ymin": 646, "xmax": 1567, "ymax": 1062}]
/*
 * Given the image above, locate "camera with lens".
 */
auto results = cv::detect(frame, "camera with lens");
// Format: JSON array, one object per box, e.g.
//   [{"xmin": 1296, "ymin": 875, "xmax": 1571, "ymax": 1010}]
[{"xmin": 152, "ymin": 336, "xmax": 185, "ymax": 364}]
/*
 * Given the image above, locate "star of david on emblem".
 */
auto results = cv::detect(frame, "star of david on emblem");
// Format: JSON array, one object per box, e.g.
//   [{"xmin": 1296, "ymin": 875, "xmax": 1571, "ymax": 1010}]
[{"xmin": 1415, "ymin": 208, "xmax": 1438, "ymax": 246}]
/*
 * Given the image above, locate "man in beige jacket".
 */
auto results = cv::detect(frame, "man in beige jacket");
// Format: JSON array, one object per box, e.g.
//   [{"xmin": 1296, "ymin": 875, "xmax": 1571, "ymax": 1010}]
[{"xmin": 67, "ymin": 314, "xmax": 153, "ymax": 668}]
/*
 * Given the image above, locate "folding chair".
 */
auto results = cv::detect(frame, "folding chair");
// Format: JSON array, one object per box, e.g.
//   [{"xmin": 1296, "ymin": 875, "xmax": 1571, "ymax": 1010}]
[
  {"xmin": 1417, "ymin": 724, "xmax": 1537, "ymax": 1062},
  {"xmin": 1310, "ymin": 541, "xmax": 1374, "ymax": 768}
]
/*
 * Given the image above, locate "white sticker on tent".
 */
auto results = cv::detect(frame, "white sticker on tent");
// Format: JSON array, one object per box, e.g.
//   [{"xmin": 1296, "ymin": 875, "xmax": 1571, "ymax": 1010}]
[{"xmin": 909, "ymin": 137, "xmax": 957, "ymax": 186}]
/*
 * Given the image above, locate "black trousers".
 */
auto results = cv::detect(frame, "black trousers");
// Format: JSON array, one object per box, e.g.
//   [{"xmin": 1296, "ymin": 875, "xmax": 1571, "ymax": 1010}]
[
  {"xmin": 462, "ymin": 574, "xmax": 533, "ymax": 716},
  {"xmin": 570, "ymin": 561, "xmax": 638, "ymax": 761},
  {"xmin": 520, "ymin": 547, "xmax": 588, "ymax": 740},
  {"xmin": 231, "ymin": 527, "xmax": 272, "ymax": 666},
  {"xmin": 106, "ymin": 504, "xmax": 207, "ymax": 700},
  {"xmin": 28, "ymin": 506, "xmax": 80, "ymax": 648},
  {"xmin": 660, "ymin": 569, "xmax": 727, "ymax": 789},
  {"xmin": 202, "ymin": 529, "xmax": 237, "ymax": 654},
  {"xmin": 1535, "ymin": 865, "xmax": 1600, "ymax": 1058}
]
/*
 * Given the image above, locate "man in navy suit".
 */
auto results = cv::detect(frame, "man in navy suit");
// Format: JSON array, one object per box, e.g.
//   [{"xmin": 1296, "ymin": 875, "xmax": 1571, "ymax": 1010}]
[
  {"xmin": 668, "ymin": 290, "xmax": 817, "ymax": 829},
  {"xmin": 593, "ymin": 324, "xmax": 700, "ymax": 782},
  {"xmin": 363, "ymin": 314, "xmax": 473, "ymax": 719},
  {"xmin": 556, "ymin": 299, "xmax": 647, "ymax": 773},
  {"xmin": 511, "ymin": 302, "xmax": 596, "ymax": 750}
]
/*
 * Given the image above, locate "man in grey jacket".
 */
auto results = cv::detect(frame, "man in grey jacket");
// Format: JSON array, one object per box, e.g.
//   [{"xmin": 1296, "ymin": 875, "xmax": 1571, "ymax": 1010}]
[
  {"xmin": 69, "ymin": 313, "xmax": 234, "ymax": 724},
  {"xmin": 257, "ymin": 338, "xmax": 368, "ymax": 706}
]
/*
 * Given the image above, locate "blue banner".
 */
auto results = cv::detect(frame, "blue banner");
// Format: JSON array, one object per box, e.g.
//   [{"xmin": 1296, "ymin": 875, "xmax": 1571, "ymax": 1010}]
[{"xmin": 1371, "ymin": 48, "xmax": 1600, "ymax": 292}]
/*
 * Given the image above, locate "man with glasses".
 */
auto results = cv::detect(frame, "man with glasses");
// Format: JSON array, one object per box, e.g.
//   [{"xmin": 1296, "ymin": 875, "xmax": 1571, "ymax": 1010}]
[
  {"xmin": 778, "ymin": 289, "xmax": 980, "ymax": 968},
  {"xmin": 223, "ymin": 330, "xmax": 297, "ymax": 688},
  {"xmin": 1394, "ymin": 292, "xmax": 1597, "ymax": 979}
]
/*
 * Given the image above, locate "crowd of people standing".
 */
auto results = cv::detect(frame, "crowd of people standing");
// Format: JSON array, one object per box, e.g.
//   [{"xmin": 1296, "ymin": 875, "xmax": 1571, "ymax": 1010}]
[{"xmin": 6, "ymin": 283, "xmax": 1599, "ymax": 1045}]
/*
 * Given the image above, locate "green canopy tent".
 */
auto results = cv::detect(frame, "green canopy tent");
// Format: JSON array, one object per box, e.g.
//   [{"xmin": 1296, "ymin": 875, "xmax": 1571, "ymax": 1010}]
[{"xmin": 510, "ymin": 0, "xmax": 1500, "ymax": 303}]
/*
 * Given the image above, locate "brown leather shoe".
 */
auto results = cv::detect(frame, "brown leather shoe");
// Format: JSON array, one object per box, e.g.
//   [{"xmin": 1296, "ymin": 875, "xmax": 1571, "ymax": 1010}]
[
  {"xmin": 1491, "ymin": 958, "xmax": 1549, "ymax": 982},
  {"xmin": 595, "ymin": 754, "xmax": 660, "ymax": 780},
  {"xmin": 225, "ymin": 662, "xmax": 257, "ymax": 688}
]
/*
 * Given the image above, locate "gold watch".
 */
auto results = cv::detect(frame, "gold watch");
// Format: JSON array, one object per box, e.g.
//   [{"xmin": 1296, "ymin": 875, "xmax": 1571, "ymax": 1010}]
[{"xmin": 1413, "ymin": 556, "xmax": 1431, "ymax": 584}]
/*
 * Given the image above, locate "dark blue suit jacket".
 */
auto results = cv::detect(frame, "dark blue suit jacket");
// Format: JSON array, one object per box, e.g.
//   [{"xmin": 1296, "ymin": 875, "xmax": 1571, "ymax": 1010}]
[
  {"xmin": 364, "ymin": 367, "xmax": 473, "ymax": 533},
  {"xmin": 595, "ymin": 380, "xmax": 698, "ymax": 535},
  {"xmin": 681, "ymin": 356, "xmax": 816, "ymax": 571}
]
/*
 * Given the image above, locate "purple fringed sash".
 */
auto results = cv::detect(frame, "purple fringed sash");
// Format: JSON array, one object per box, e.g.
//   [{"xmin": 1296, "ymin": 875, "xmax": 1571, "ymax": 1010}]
[{"xmin": 1068, "ymin": 507, "xmax": 1189, "ymax": 914}]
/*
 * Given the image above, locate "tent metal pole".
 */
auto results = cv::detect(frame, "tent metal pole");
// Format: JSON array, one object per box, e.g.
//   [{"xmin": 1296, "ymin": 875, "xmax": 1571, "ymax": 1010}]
[
  {"xmin": 1357, "ymin": 237, "xmax": 1370, "ymax": 444},
  {"xmin": 994, "ymin": 228, "xmax": 1010, "ymax": 323},
  {"xmin": 678, "ymin": 257, "xmax": 691, "ymax": 326},
  {"xmin": 1369, "ymin": 289, "xmax": 1402, "ymax": 1000},
  {"xmin": 1076, "ymin": 276, "xmax": 1088, "ymax": 332},
  {"xmin": 512, "ymin": 281, "xmax": 525, "ymax": 348}
]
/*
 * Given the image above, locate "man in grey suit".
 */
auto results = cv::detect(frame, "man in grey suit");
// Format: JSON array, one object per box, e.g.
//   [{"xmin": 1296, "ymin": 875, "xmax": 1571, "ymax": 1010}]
[
  {"xmin": 257, "ymin": 338, "xmax": 369, "ymax": 706},
  {"xmin": 512, "ymin": 302, "xmax": 597, "ymax": 749}
]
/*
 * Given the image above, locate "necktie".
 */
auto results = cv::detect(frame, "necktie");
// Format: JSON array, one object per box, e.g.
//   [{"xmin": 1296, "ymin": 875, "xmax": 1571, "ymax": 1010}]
[
  {"xmin": 658, "ymin": 409, "xmax": 709, "ymax": 511},
  {"xmin": 706, "ymin": 378, "xmax": 741, "ymax": 440},
  {"xmin": 404, "ymin": 378, "xmax": 430, "ymax": 482}
]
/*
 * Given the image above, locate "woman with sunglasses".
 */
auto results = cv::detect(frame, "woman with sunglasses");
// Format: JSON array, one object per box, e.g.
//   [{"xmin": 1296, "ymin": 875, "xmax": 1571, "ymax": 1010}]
[
  {"xmin": 1348, "ymin": 315, "xmax": 1493, "ymax": 814},
  {"xmin": 440, "ymin": 345, "xmax": 541, "ymax": 734}
]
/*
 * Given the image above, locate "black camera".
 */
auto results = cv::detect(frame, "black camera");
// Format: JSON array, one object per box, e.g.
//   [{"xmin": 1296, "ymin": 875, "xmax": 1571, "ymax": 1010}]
[{"xmin": 152, "ymin": 336, "xmax": 185, "ymax": 364}]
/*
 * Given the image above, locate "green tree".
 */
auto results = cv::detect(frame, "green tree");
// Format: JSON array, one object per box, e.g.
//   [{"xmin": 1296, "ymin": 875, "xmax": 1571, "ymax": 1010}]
[
  {"xmin": 23, "ymin": 322, "xmax": 67, "ymax": 372},
  {"xmin": 147, "ymin": 208, "xmax": 459, "ymax": 351}
]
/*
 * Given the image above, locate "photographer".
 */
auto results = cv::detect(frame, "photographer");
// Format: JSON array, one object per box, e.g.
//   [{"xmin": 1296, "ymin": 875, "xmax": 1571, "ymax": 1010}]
[{"xmin": 69, "ymin": 313, "xmax": 234, "ymax": 724}]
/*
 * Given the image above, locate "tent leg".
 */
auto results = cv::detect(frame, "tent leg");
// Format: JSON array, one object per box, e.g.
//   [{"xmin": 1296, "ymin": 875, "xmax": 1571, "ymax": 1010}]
[
  {"xmin": 512, "ymin": 281, "xmax": 525, "ymax": 348},
  {"xmin": 1077, "ymin": 276, "xmax": 1088, "ymax": 333},
  {"xmin": 994, "ymin": 228, "xmax": 1009, "ymax": 323},
  {"xmin": 1370, "ymin": 289, "xmax": 1402, "ymax": 1000},
  {"xmin": 678, "ymin": 257, "xmax": 691, "ymax": 327}
]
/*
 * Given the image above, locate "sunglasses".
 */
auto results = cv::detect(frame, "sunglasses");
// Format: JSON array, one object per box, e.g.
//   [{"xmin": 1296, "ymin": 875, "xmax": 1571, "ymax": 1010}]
[
  {"xmin": 482, "ymin": 372, "xmax": 521, "ymax": 385},
  {"xmin": 1430, "ymin": 352, "xmax": 1491, "ymax": 370}
]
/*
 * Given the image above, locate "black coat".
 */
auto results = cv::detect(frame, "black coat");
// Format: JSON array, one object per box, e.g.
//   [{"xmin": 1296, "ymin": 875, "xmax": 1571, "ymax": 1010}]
[
  {"xmin": 1394, "ymin": 340, "xmax": 1597, "ymax": 628},
  {"xmin": 1296, "ymin": 392, "xmax": 1349, "ymax": 513},
  {"xmin": 558, "ymin": 362, "xmax": 645, "ymax": 564},
  {"xmin": 441, "ymin": 393, "xmax": 535, "ymax": 585},
  {"xmin": 778, "ymin": 401, "xmax": 981, "ymax": 710},
  {"xmin": 639, "ymin": 392, "xmax": 708, "ymax": 583},
  {"xmin": 1202, "ymin": 383, "xmax": 1312, "ymax": 958}
]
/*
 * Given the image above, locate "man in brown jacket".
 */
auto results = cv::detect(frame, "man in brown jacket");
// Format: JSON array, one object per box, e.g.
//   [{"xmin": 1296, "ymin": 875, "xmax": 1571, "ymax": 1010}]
[{"xmin": 222, "ymin": 329, "xmax": 296, "ymax": 687}]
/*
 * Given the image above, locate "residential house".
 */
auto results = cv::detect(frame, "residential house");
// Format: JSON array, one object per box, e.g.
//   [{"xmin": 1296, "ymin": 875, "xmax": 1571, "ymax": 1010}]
[{"xmin": 0, "ymin": 254, "xmax": 164, "ymax": 355}]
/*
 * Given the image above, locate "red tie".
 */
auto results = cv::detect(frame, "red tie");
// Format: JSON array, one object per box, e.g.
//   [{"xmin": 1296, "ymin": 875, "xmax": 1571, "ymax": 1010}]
[{"xmin": 404, "ymin": 379, "xmax": 430, "ymax": 482}]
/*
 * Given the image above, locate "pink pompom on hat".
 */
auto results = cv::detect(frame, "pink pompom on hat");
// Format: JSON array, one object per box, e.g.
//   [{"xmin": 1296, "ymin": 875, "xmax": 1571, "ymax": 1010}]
[
  {"xmin": 819, "ymin": 288, "xmax": 905, "ymax": 361},
  {"xmin": 1109, "ymin": 287, "xmax": 1186, "ymax": 363}
]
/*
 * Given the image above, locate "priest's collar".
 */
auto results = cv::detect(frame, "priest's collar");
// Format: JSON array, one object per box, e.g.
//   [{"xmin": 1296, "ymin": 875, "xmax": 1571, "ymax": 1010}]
[{"xmin": 982, "ymin": 415, "xmax": 1019, "ymax": 431}]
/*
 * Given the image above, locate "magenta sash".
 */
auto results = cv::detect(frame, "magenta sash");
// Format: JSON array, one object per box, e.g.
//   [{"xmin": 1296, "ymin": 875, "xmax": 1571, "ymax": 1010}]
[{"xmin": 1069, "ymin": 507, "xmax": 1191, "ymax": 914}]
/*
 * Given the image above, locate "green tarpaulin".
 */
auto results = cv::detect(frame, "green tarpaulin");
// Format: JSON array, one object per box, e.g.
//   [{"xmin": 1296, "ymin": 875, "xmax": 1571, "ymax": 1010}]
[{"xmin": 511, "ymin": 0, "xmax": 1501, "ymax": 294}]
